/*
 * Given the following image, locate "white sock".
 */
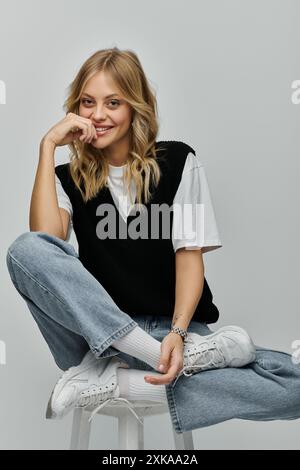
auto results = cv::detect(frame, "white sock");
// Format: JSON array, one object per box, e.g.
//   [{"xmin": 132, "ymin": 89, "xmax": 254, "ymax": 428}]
[
  {"xmin": 117, "ymin": 368, "xmax": 168, "ymax": 403},
  {"xmin": 112, "ymin": 326, "xmax": 162, "ymax": 372}
]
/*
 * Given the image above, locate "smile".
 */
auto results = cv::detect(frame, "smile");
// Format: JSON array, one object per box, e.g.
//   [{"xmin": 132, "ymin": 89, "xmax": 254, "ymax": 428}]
[{"xmin": 95, "ymin": 127, "xmax": 114, "ymax": 137}]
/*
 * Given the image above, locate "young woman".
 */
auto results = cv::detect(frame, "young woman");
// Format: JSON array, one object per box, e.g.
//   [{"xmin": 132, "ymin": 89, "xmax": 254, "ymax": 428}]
[{"xmin": 6, "ymin": 48, "xmax": 300, "ymax": 433}]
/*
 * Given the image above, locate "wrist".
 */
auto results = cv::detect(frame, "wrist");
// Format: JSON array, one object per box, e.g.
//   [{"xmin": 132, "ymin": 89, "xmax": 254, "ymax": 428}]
[
  {"xmin": 171, "ymin": 312, "xmax": 191, "ymax": 331},
  {"xmin": 169, "ymin": 325, "xmax": 188, "ymax": 342},
  {"xmin": 40, "ymin": 136, "xmax": 56, "ymax": 152}
]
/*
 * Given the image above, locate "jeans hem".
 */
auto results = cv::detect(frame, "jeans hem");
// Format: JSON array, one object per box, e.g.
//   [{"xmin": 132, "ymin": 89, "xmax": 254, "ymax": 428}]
[
  {"xmin": 165, "ymin": 382, "xmax": 183, "ymax": 434},
  {"xmin": 91, "ymin": 320, "xmax": 138, "ymax": 359}
]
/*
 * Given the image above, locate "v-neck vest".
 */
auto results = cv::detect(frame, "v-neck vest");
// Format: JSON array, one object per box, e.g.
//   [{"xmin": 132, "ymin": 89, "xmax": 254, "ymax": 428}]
[{"xmin": 54, "ymin": 140, "xmax": 220, "ymax": 323}]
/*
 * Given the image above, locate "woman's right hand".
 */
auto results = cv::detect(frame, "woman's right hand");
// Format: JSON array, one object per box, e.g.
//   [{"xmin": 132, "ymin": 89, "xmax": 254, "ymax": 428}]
[
  {"xmin": 144, "ymin": 332, "xmax": 184, "ymax": 385},
  {"xmin": 41, "ymin": 112, "xmax": 98, "ymax": 148}
]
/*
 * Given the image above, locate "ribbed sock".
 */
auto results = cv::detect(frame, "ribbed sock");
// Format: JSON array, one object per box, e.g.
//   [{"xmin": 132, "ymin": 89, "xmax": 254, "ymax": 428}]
[
  {"xmin": 117, "ymin": 368, "xmax": 168, "ymax": 403},
  {"xmin": 111, "ymin": 326, "xmax": 162, "ymax": 372}
]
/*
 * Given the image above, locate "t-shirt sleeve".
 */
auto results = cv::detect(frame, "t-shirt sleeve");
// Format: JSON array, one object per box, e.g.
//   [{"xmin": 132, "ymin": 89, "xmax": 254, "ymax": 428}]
[
  {"xmin": 55, "ymin": 174, "xmax": 73, "ymax": 226},
  {"xmin": 172, "ymin": 152, "xmax": 222, "ymax": 254}
]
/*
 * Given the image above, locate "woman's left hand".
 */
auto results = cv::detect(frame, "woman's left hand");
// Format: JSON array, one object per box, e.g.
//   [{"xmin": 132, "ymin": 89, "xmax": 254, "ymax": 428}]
[{"xmin": 144, "ymin": 332, "xmax": 184, "ymax": 385}]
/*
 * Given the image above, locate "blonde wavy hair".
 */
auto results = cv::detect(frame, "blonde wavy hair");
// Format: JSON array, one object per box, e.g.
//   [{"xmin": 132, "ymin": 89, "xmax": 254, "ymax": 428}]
[{"xmin": 63, "ymin": 47, "xmax": 167, "ymax": 208}]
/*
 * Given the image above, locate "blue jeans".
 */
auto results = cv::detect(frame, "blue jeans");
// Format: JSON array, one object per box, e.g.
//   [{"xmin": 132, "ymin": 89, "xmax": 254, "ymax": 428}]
[{"xmin": 6, "ymin": 231, "xmax": 300, "ymax": 434}]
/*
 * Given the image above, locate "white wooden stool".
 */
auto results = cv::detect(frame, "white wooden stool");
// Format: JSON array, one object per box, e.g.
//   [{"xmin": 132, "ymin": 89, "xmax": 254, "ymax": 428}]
[{"xmin": 69, "ymin": 401, "xmax": 194, "ymax": 450}]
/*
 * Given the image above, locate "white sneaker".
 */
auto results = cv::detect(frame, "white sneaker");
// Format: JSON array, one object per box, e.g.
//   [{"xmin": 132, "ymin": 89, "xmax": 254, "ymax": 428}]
[
  {"xmin": 76, "ymin": 357, "xmax": 144, "ymax": 424},
  {"xmin": 173, "ymin": 325, "xmax": 257, "ymax": 387},
  {"xmin": 46, "ymin": 351, "xmax": 128, "ymax": 419}
]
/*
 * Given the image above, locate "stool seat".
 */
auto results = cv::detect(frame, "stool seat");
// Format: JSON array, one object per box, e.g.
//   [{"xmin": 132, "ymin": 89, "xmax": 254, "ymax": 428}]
[
  {"xmin": 47, "ymin": 398, "xmax": 195, "ymax": 450},
  {"xmin": 84, "ymin": 399, "xmax": 168, "ymax": 418}
]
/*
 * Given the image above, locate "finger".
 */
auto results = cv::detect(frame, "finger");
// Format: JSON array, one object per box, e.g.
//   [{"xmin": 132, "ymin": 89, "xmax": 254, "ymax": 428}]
[
  {"xmin": 85, "ymin": 124, "xmax": 94, "ymax": 143},
  {"xmin": 84, "ymin": 123, "xmax": 92, "ymax": 142},
  {"xmin": 70, "ymin": 116, "xmax": 90, "ymax": 142},
  {"xmin": 145, "ymin": 363, "xmax": 181, "ymax": 385},
  {"xmin": 158, "ymin": 347, "xmax": 171, "ymax": 373},
  {"xmin": 78, "ymin": 123, "xmax": 90, "ymax": 142},
  {"xmin": 87, "ymin": 123, "xmax": 93, "ymax": 142},
  {"xmin": 70, "ymin": 117, "xmax": 87, "ymax": 134},
  {"xmin": 76, "ymin": 117, "xmax": 94, "ymax": 142}
]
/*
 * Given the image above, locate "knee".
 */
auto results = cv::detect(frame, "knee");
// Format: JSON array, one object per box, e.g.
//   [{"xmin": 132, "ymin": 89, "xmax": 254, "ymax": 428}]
[
  {"xmin": 6, "ymin": 231, "xmax": 43, "ymax": 267},
  {"xmin": 259, "ymin": 355, "xmax": 300, "ymax": 418}
]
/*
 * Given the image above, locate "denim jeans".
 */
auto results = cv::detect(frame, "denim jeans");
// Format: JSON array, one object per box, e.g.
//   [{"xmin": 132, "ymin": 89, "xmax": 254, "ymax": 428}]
[{"xmin": 6, "ymin": 231, "xmax": 300, "ymax": 434}]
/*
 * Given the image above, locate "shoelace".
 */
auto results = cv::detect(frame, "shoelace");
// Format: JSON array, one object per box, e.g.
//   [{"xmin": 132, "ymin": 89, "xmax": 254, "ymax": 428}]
[
  {"xmin": 172, "ymin": 339, "xmax": 226, "ymax": 388},
  {"xmin": 74, "ymin": 368, "xmax": 144, "ymax": 425},
  {"xmin": 86, "ymin": 397, "xmax": 144, "ymax": 424}
]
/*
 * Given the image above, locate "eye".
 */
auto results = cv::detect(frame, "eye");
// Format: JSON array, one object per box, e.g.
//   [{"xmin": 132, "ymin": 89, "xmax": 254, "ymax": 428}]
[
  {"xmin": 108, "ymin": 100, "xmax": 120, "ymax": 107},
  {"xmin": 81, "ymin": 99, "xmax": 93, "ymax": 105},
  {"xmin": 81, "ymin": 98, "xmax": 120, "ymax": 107}
]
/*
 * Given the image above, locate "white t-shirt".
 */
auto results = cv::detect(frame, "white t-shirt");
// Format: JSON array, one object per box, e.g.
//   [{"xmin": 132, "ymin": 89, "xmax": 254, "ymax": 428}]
[{"xmin": 55, "ymin": 152, "xmax": 222, "ymax": 254}]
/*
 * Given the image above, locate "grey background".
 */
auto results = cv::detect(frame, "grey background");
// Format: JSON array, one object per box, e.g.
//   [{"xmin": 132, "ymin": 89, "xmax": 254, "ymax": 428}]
[{"xmin": 1, "ymin": 0, "xmax": 299, "ymax": 449}]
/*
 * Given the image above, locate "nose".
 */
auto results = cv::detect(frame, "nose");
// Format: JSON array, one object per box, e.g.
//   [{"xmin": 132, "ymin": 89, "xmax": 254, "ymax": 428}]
[{"xmin": 90, "ymin": 104, "xmax": 108, "ymax": 121}]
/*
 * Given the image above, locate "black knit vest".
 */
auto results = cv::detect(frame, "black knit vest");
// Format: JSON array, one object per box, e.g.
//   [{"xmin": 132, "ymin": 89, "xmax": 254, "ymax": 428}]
[{"xmin": 55, "ymin": 140, "xmax": 220, "ymax": 324}]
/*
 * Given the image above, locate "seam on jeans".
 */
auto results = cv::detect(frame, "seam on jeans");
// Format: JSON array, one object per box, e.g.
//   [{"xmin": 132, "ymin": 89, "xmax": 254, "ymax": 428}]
[
  {"xmin": 92, "ymin": 320, "xmax": 138, "ymax": 357},
  {"xmin": 8, "ymin": 252, "xmax": 138, "ymax": 353},
  {"xmin": 165, "ymin": 382, "xmax": 183, "ymax": 433},
  {"xmin": 7, "ymin": 251, "xmax": 66, "ymax": 305},
  {"xmin": 8, "ymin": 252, "xmax": 138, "ymax": 367},
  {"xmin": 6, "ymin": 278, "xmax": 76, "ymax": 372},
  {"xmin": 6, "ymin": 252, "xmax": 18, "ymax": 285},
  {"xmin": 7, "ymin": 250, "xmax": 124, "ymax": 321},
  {"xmin": 7, "ymin": 251, "xmax": 140, "ymax": 361},
  {"xmin": 8, "ymin": 251, "xmax": 141, "ymax": 356},
  {"xmin": 7, "ymin": 251, "xmax": 88, "ymax": 338}
]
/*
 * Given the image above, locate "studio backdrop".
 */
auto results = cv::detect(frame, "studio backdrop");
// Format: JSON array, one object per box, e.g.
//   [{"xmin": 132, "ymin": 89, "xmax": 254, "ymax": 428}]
[{"xmin": 0, "ymin": 0, "xmax": 299, "ymax": 450}]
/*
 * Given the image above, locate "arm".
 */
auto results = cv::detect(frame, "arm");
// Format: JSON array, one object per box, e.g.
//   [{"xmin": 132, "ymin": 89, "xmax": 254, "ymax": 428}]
[
  {"xmin": 29, "ymin": 138, "xmax": 66, "ymax": 240},
  {"xmin": 171, "ymin": 248, "xmax": 205, "ymax": 330},
  {"xmin": 30, "ymin": 112, "xmax": 98, "ymax": 240},
  {"xmin": 145, "ymin": 248, "xmax": 205, "ymax": 385}
]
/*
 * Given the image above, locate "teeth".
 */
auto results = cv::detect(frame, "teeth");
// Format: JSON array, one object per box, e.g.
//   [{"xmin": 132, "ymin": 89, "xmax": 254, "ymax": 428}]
[{"xmin": 96, "ymin": 127, "xmax": 112, "ymax": 131}]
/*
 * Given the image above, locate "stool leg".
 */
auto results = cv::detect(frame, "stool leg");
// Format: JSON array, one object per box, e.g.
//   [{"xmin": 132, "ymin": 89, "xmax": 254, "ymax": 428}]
[
  {"xmin": 70, "ymin": 408, "xmax": 91, "ymax": 450},
  {"xmin": 118, "ymin": 409, "xmax": 144, "ymax": 449},
  {"xmin": 172, "ymin": 430, "xmax": 194, "ymax": 450}
]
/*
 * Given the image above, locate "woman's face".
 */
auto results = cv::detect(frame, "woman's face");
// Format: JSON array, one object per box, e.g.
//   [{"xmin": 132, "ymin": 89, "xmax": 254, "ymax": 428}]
[{"xmin": 78, "ymin": 71, "xmax": 133, "ymax": 157}]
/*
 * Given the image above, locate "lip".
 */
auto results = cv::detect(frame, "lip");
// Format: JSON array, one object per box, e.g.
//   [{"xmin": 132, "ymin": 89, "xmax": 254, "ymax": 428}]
[
  {"xmin": 94, "ymin": 126, "xmax": 115, "ymax": 138},
  {"xmin": 93, "ymin": 124, "xmax": 114, "ymax": 129}
]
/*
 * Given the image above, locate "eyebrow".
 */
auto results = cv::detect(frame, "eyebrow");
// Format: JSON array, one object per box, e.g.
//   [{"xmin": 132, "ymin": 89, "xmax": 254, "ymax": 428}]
[{"xmin": 81, "ymin": 93, "xmax": 120, "ymax": 99}]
